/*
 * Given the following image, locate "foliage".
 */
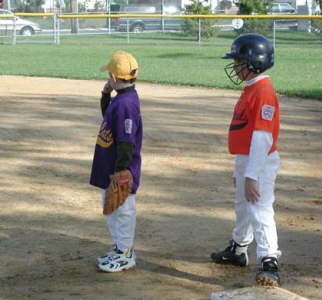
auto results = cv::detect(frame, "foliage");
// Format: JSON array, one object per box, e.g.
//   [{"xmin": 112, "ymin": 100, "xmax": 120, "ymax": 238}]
[
  {"xmin": 94, "ymin": 0, "xmax": 105, "ymax": 11},
  {"xmin": 78, "ymin": 1, "xmax": 86, "ymax": 12},
  {"xmin": 311, "ymin": 0, "xmax": 322, "ymax": 38},
  {"xmin": 234, "ymin": 0, "xmax": 273, "ymax": 36},
  {"xmin": 236, "ymin": 19, "xmax": 273, "ymax": 36},
  {"xmin": 235, "ymin": 0, "xmax": 272, "ymax": 14},
  {"xmin": 183, "ymin": 0, "xmax": 219, "ymax": 39},
  {"xmin": 311, "ymin": 20, "xmax": 322, "ymax": 39},
  {"xmin": 316, "ymin": 0, "xmax": 322, "ymax": 10},
  {"xmin": 15, "ymin": 0, "xmax": 44, "ymax": 12},
  {"xmin": 219, "ymin": 0, "xmax": 232, "ymax": 10},
  {"xmin": 114, "ymin": 0, "xmax": 128, "ymax": 4}
]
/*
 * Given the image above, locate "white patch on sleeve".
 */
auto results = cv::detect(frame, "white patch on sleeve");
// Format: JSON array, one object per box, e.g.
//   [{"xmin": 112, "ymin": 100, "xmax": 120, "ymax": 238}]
[
  {"xmin": 261, "ymin": 105, "xmax": 275, "ymax": 121},
  {"xmin": 125, "ymin": 119, "xmax": 133, "ymax": 134}
]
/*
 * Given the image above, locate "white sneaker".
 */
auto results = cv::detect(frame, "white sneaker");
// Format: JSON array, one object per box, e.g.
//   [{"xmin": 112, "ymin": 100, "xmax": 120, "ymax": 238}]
[
  {"xmin": 97, "ymin": 245, "xmax": 121, "ymax": 264},
  {"xmin": 97, "ymin": 248, "xmax": 136, "ymax": 273}
]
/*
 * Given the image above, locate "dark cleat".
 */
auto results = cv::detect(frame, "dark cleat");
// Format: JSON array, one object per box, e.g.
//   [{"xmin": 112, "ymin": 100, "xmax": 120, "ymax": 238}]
[
  {"xmin": 211, "ymin": 240, "xmax": 249, "ymax": 267},
  {"xmin": 256, "ymin": 257, "xmax": 280, "ymax": 286}
]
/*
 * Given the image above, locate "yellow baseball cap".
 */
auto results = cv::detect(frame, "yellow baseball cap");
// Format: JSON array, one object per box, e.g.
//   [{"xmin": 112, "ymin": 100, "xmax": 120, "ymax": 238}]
[{"xmin": 100, "ymin": 50, "xmax": 139, "ymax": 80}]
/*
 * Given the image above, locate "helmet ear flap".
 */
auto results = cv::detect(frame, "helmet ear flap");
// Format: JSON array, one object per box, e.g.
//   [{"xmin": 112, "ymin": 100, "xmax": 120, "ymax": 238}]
[
  {"xmin": 245, "ymin": 48, "xmax": 255, "ymax": 72},
  {"xmin": 241, "ymin": 48, "xmax": 261, "ymax": 74},
  {"xmin": 250, "ymin": 58, "xmax": 262, "ymax": 73},
  {"xmin": 254, "ymin": 60, "xmax": 263, "ymax": 73},
  {"xmin": 248, "ymin": 52, "xmax": 266, "ymax": 74}
]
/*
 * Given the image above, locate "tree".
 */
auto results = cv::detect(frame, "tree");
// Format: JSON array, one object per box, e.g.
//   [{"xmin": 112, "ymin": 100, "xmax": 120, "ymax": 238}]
[
  {"xmin": 183, "ymin": 0, "xmax": 219, "ymax": 39},
  {"xmin": 312, "ymin": 0, "xmax": 322, "ymax": 38},
  {"xmin": 235, "ymin": 0, "xmax": 272, "ymax": 14},
  {"xmin": 316, "ymin": 0, "xmax": 322, "ymax": 12},
  {"xmin": 15, "ymin": 0, "xmax": 44, "ymax": 12},
  {"xmin": 234, "ymin": 0, "xmax": 273, "ymax": 36},
  {"xmin": 219, "ymin": 0, "xmax": 232, "ymax": 11},
  {"xmin": 70, "ymin": 0, "xmax": 78, "ymax": 33}
]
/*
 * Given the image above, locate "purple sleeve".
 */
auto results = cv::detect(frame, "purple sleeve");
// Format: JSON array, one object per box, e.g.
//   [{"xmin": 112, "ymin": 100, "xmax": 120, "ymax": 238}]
[{"xmin": 112, "ymin": 102, "xmax": 138, "ymax": 144}]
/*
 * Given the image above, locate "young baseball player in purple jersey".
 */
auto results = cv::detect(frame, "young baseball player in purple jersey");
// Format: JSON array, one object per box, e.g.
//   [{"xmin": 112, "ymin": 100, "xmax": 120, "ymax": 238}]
[{"xmin": 90, "ymin": 50, "xmax": 143, "ymax": 272}]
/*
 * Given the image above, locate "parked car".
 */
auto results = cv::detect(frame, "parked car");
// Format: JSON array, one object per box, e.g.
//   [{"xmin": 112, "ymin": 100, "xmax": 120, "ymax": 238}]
[
  {"xmin": 110, "ymin": 5, "xmax": 184, "ymax": 32},
  {"xmin": 268, "ymin": 3, "xmax": 297, "ymax": 29},
  {"xmin": 0, "ymin": 9, "xmax": 41, "ymax": 36},
  {"xmin": 270, "ymin": 3, "xmax": 296, "ymax": 14}
]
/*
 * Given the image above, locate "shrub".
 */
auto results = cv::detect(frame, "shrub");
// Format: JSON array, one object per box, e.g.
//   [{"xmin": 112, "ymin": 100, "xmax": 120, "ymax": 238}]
[
  {"xmin": 236, "ymin": 19, "xmax": 273, "ymax": 36},
  {"xmin": 183, "ymin": 0, "xmax": 219, "ymax": 39},
  {"xmin": 234, "ymin": 0, "xmax": 273, "ymax": 36},
  {"xmin": 311, "ymin": 19, "xmax": 322, "ymax": 39},
  {"xmin": 15, "ymin": 0, "xmax": 44, "ymax": 12}
]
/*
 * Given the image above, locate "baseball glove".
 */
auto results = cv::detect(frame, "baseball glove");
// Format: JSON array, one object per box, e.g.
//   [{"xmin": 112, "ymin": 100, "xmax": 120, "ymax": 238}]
[{"xmin": 103, "ymin": 169, "xmax": 133, "ymax": 215}]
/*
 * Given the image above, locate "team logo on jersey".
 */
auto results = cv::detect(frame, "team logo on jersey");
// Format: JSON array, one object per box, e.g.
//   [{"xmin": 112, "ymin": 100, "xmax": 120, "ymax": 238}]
[
  {"xmin": 125, "ymin": 119, "xmax": 132, "ymax": 134},
  {"xmin": 261, "ymin": 105, "xmax": 275, "ymax": 121},
  {"xmin": 230, "ymin": 100, "xmax": 248, "ymax": 131},
  {"xmin": 96, "ymin": 122, "xmax": 113, "ymax": 148}
]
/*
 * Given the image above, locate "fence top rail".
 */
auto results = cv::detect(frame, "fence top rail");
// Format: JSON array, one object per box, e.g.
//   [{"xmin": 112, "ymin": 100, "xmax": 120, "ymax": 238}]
[
  {"xmin": 0, "ymin": 12, "xmax": 321, "ymax": 19},
  {"xmin": 0, "ymin": 13, "xmax": 54, "ymax": 17},
  {"xmin": 15, "ymin": 13, "xmax": 54, "ymax": 17},
  {"xmin": 0, "ymin": 15, "xmax": 15, "ymax": 18},
  {"xmin": 58, "ymin": 13, "xmax": 322, "ymax": 19}
]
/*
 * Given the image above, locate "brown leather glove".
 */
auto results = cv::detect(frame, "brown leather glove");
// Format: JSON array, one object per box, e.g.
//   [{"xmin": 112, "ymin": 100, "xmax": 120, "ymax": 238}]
[{"xmin": 103, "ymin": 169, "xmax": 133, "ymax": 215}]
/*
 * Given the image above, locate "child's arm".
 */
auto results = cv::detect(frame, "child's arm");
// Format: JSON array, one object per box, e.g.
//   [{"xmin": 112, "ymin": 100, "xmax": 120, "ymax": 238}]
[
  {"xmin": 115, "ymin": 141, "xmax": 134, "ymax": 172},
  {"xmin": 100, "ymin": 92, "xmax": 111, "ymax": 117},
  {"xmin": 245, "ymin": 130, "xmax": 272, "ymax": 180},
  {"xmin": 100, "ymin": 80, "xmax": 114, "ymax": 116},
  {"xmin": 244, "ymin": 130, "xmax": 273, "ymax": 202}
]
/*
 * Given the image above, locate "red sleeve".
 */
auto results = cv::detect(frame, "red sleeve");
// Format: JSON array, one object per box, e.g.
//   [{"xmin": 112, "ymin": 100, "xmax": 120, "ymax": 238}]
[{"xmin": 252, "ymin": 87, "xmax": 278, "ymax": 133}]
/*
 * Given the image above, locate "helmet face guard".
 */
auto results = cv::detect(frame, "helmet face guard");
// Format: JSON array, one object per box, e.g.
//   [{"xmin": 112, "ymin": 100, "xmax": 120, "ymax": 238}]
[{"xmin": 224, "ymin": 61, "xmax": 252, "ymax": 85}]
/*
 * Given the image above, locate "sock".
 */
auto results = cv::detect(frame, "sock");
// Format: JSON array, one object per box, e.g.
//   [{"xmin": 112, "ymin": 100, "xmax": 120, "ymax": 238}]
[{"xmin": 235, "ymin": 244, "xmax": 249, "ymax": 255}]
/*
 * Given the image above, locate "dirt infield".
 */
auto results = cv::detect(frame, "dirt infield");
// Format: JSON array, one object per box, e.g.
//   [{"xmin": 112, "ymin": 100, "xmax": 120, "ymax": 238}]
[{"xmin": 0, "ymin": 76, "xmax": 321, "ymax": 300}]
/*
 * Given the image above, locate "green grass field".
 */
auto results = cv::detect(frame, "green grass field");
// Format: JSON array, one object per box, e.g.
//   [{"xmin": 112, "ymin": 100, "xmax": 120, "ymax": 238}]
[{"xmin": 0, "ymin": 30, "xmax": 321, "ymax": 100}]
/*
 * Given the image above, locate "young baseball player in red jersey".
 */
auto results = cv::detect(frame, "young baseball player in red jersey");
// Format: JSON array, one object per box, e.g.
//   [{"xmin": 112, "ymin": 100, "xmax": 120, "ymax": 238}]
[{"xmin": 210, "ymin": 34, "xmax": 281, "ymax": 286}]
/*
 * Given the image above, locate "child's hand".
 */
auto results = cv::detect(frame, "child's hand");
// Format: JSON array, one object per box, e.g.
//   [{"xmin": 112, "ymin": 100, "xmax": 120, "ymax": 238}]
[
  {"xmin": 245, "ymin": 177, "xmax": 260, "ymax": 203},
  {"xmin": 102, "ymin": 79, "xmax": 114, "ymax": 94}
]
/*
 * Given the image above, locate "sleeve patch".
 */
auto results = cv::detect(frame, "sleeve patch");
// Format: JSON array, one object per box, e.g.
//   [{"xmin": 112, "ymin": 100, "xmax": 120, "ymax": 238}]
[
  {"xmin": 125, "ymin": 119, "xmax": 133, "ymax": 134},
  {"xmin": 261, "ymin": 105, "xmax": 275, "ymax": 121}
]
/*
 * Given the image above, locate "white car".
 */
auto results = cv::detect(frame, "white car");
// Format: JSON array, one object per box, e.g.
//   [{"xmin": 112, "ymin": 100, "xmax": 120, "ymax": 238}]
[
  {"xmin": 0, "ymin": 9, "xmax": 41, "ymax": 36},
  {"xmin": 270, "ymin": 3, "xmax": 296, "ymax": 14}
]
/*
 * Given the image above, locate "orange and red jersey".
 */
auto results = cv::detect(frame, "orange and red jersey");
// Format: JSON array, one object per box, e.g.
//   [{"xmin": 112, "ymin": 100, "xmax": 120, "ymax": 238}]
[{"xmin": 228, "ymin": 77, "xmax": 280, "ymax": 155}]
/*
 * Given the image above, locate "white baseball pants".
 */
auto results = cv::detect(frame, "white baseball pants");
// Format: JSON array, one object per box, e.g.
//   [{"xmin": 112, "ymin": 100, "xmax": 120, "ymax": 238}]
[
  {"xmin": 101, "ymin": 190, "xmax": 136, "ymax": 252},
  {"xmin": 232, "ymin": 151, "xmax": 282, "ymax": 260}
]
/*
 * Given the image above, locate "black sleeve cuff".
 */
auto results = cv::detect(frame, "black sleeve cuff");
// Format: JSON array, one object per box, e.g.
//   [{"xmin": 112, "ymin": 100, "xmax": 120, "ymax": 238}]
[
  {"xmin": 100, "ymin": 92, "xmax": 111, "ymax": 116},
  {"xmin": 115, "ymin": 142, "xmax": 134, "ymax": 172}
]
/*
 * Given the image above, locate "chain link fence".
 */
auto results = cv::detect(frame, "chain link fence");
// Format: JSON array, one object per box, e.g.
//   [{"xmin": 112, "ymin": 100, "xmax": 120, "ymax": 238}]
[{"xmin": 1, "ymin": 12, "xmax": 321, "ymax": 47}]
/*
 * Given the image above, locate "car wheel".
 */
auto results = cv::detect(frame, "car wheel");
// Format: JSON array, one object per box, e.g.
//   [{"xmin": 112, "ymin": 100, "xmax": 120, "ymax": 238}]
[
  {"xmin": 20, "ymin": 26, "xmax": 34, "ymax": 36},
  {"xmin": 131, "ymin": 24, "xmax": 144, "ymax": 33}
]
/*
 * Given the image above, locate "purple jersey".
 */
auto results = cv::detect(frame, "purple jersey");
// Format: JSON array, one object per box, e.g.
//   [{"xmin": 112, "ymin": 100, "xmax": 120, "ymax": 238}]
[{"xmin": 90, "ymin": 86, "xmax": 143, "ymax": 193}]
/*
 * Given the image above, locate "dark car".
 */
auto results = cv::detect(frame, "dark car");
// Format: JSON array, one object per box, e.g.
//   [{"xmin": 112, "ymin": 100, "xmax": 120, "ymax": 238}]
[{"xmin": 110, "ymin": 4, "xmax": 184, "ymax": 32}]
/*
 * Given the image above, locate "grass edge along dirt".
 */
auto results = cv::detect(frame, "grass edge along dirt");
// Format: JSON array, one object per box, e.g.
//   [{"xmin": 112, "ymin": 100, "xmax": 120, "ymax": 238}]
[{"xmin": 0, "ymin": 31, "xmax": 321, "ymax": 100}]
